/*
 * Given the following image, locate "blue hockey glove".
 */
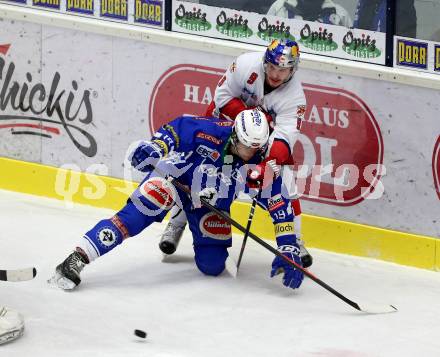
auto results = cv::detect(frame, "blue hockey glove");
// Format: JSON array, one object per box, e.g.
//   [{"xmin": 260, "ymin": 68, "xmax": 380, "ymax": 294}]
[
  {"xmin": 130, "ymin": 141, "xmax": 163, "ymax": 172},
  {"xmin": 270, "ymin": 244, "xmax": 304, "ymax": 289}
]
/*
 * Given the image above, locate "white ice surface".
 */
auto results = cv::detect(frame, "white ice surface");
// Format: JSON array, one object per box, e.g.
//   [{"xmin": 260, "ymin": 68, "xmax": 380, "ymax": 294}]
[{"xmin": 1, "ymin": 189, "xmax": 440, "ymax": 356}]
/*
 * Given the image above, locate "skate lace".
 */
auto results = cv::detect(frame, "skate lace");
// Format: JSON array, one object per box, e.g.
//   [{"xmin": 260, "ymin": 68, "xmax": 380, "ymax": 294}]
[{"xmin": 68, "ymin": 253, "xmax": 86, "ymax": 275}]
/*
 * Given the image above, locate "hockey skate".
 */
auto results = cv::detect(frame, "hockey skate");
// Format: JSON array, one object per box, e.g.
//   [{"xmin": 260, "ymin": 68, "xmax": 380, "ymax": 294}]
[
  {"xmin": 0, "ymin": 307, "xmax": 24, "ymax": 345},
  {"xmin": 297, "ymin": 238, "xmax": 313, "ymax": 268},
  {"xmin": 48, "ymin": 251, "xmax": 88, "ymax": 290},
  {"xmin": 159, "ymin": 221, "xmax": 186, "ymax": 255}
]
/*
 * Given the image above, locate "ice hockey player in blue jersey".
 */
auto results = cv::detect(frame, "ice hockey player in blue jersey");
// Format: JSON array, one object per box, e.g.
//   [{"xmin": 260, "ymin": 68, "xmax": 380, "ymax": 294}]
[{"xmin": 48, "ymin": 109, "xmax": 304, "ymax": 291}]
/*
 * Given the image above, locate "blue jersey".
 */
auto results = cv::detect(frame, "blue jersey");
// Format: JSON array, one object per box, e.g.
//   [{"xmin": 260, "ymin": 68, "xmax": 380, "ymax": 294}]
[
  {"xmin": 150, "ymin": 115, "xmax": 262, "ymax": 211},
  {"xmin": 77, "ymin": 116, "xmax": 299, "ymax": 278}
]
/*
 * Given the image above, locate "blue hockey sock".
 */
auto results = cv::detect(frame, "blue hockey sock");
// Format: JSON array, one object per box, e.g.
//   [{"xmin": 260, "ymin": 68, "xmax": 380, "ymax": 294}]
[{"xmin": 82, "ymin": 216, "xmax": 127, "ymax": 258}]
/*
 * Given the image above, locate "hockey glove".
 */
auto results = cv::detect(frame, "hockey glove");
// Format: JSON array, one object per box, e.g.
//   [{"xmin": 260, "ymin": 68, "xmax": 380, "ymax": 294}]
[
  {"xmin": 194, "ymin": 187, "xmax": 218, "ymax": 208},
  {"xmin": 246, "ymin": 159, "xmax": 280, "ymax": 189},
  {"xmin": 271, "ymin": 243, "xmax": 304, "ymax": 289},
  {"xmin": 130, "ymin": 141, "xmax": 163, "ymax": 172}
]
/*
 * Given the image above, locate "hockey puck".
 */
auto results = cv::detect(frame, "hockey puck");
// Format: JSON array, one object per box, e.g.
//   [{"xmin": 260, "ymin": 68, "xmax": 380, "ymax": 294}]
[{"xmin": 134, "ymin": 329, "xmax": 147, "ymax": 339}]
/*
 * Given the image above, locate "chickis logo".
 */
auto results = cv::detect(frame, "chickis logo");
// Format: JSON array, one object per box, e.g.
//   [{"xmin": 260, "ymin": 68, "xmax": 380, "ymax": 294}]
[
  {"xmin": 174, "ymin": 4, "xmax": 211, "ymax": 32},
  {"xmin": 257, "ymin": 17, "xmax": 295, "ymax": 42},
  {"xmin": 216, "ymin": 11, "xmax": 252, "ymax": 39},
  {"xmin": 433, "ymin": 136, "xmax": 440, "ymax": 200},
  {"xmin": 343, "ymin": 31, "xmax": 381, "ymax": 59},
  {"xmin": 0, "ymin": 44, "xmax": 97, "ymax": 157},
  {"xmin": 149, "ymin": 64, "xmax": 384, "ymax": 206},
  {"xmin": 299, "ymin": 24, "xmax": 337, "ymax": 52}
]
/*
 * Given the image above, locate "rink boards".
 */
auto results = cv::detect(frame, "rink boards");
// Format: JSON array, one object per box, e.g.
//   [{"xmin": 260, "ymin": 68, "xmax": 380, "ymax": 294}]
[
  {"xmin": 0, "ymin": 4, "xmax": 439, "ymax": 270},
  {"xmin": 0, "ymin": 157, "xmax": 438, "ymax": 270}
]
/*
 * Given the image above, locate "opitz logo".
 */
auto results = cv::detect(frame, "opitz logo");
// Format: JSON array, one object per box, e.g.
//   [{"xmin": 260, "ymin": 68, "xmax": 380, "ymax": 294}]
[
  {"xmin": 342, "ymin": 31, "xmax": 381, "ymax": 59},
  {"xmin": 216, "ymin": 10, "xmax": 252, "ymax": 39},
  {"xmin": 0, "ymin": 44, "xmax": 97, "ymax": 157},
  {"xmin": 257, "ymin": 17, "xmax": 294, "ymax": 42},
  {"xmin": 174, "ymin": 4, "xmax": 211, "ymax": 32}
]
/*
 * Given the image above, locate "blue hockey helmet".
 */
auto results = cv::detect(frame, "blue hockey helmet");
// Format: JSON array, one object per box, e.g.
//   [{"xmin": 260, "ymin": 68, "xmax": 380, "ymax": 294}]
[{"xmin": 264, "ymin": 39, "xmax": 300, "ymax": 70}]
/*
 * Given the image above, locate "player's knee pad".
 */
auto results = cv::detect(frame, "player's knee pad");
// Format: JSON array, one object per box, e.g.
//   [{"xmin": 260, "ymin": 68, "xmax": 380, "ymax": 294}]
[
  {"xmin": 194, "ymin": 245, "xmax": 229, "ymax": 276},
  {"xmin": 82, "ymin": 216, "xmax": 128, "ymax": 258}
]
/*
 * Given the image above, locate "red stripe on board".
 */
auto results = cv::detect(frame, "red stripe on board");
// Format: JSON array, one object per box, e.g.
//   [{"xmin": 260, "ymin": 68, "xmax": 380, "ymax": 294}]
[{"xmin": 0, "ymin": 123, "xmax": 60, "ymax": 134}]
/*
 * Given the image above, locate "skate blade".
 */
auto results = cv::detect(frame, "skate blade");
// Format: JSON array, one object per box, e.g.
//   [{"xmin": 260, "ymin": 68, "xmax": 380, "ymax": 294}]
[
  {"xmin": 225, "ymin": 256, "xmax": 237, "ymax": 278},
  {"xmin": 47, "ymin": 272, "xmax": 77, "ymax": 290}
]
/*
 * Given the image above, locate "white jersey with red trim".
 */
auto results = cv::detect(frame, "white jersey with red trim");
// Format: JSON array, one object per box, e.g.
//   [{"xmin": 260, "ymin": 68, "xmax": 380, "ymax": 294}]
[{"xmin": 214, "ymin": 51, "xmax": 306, "ymax": 151}]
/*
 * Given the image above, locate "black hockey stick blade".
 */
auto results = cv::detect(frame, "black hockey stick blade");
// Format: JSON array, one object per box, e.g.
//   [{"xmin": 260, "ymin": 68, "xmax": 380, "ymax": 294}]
[
  {"xmin": 355, "ymin": 302, "xmax": 397, "ymax": 314},
  {"xmin": 159, "ymin": 171, "xmax": 397, "ymax": 314},
  {"xmin": 0, "ymin": 267, "xmax": 37, "ymax": 282}
]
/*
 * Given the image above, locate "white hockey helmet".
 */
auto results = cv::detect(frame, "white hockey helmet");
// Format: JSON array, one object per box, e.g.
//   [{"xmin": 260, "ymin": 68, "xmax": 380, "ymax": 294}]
[{"xmin": 232, "ymin": 109, "xmax": 269, "ymax": 150}]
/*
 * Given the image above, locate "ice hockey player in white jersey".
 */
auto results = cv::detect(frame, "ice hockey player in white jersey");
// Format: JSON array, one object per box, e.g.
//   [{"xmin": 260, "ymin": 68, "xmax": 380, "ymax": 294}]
[
  {"xmin": 0, "ymin": 306, "xmax": 24, "ymax": 345},
  {"xmin": 159, "ymin": 39, "xmax": 313, "ymax": 268}
]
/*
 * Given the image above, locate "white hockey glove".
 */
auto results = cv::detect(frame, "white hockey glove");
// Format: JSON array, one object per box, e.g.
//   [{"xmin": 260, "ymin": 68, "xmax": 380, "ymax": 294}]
[
  {"xmin": 0, "ymin": 307, "xmax": 24, "ymax": 345},
  {"xmin": 194, "ymin": 187, "xmax": 218, "ymax": 208}
]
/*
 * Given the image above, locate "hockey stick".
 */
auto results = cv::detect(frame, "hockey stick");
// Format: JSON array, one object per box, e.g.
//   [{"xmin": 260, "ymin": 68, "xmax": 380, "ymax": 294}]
[
  {"xmin": 0, "ymin": 267, "xmax": 37, "ymax": 282},
  {"xmin": 236, "ymin": 192, "xmax": 259, "ymax": 274},
  {"xmin": 153, "ymin": 168, "xmax": 397, "ymax": 314}
]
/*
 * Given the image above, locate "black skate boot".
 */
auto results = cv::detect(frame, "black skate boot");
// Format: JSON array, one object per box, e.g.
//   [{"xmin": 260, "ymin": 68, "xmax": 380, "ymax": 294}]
[{"xmin": 48, "ymin": 251, "xmax": 88, "ymax": 290}]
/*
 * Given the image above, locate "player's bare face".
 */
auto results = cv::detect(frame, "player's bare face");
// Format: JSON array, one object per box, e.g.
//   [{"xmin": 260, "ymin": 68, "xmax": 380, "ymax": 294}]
[
  {"xmin": 265, "ymin": 63, "xmax": 292, "ymax": 88},
  {"xmin": 233, "ymin": 142, "xmax": 259, "ymax": 161}
]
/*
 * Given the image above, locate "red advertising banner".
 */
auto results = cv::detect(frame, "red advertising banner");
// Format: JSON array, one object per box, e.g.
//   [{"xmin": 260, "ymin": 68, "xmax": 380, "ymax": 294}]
[{"xmin": 433, "ymin": 136, "xmax": 440, "ymax": 200}]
